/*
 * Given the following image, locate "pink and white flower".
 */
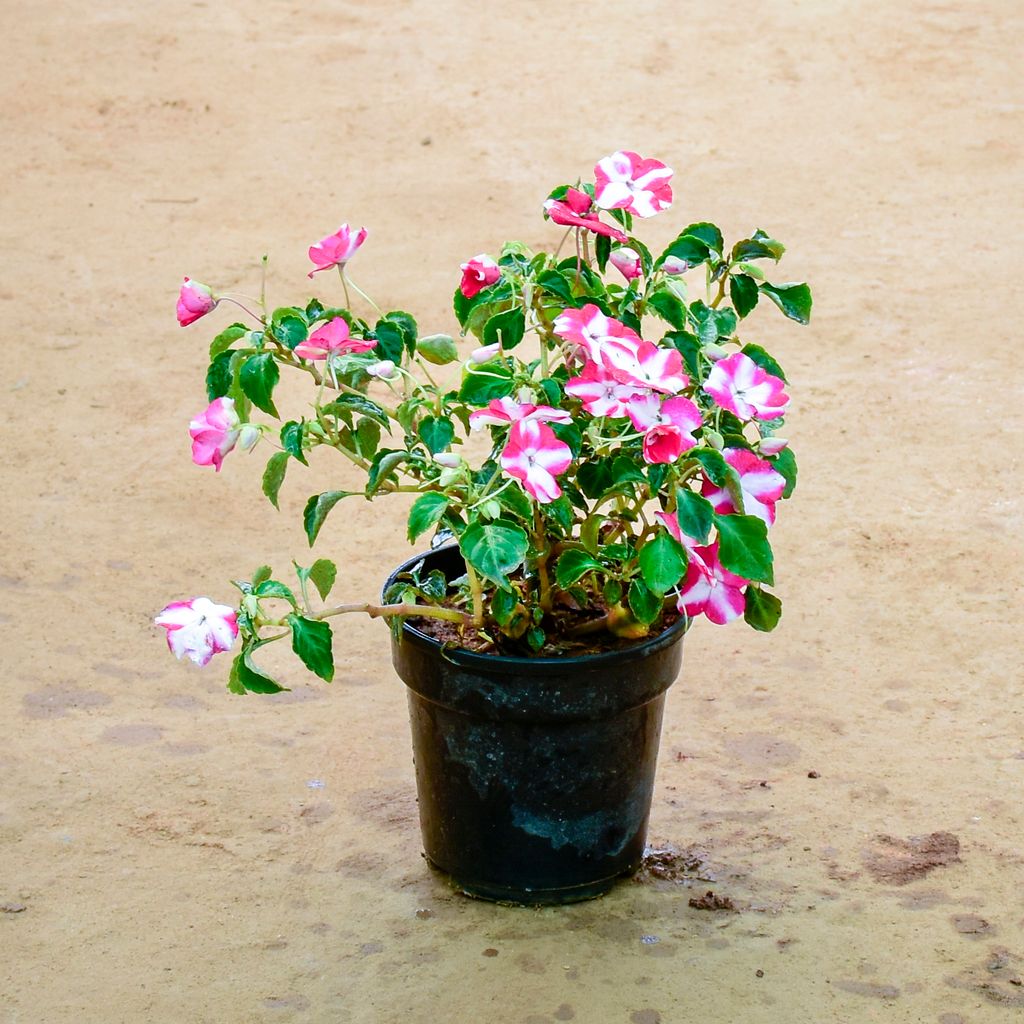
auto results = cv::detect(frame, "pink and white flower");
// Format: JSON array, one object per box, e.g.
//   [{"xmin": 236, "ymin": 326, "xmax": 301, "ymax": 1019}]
[
  {"xmin": 655, "ymin": 510, "xmax": 709, "ymax": 559},
  {"xmin": 308, "ymin": 224, "xmax": 368, "ymax": 278},
  {"xmin": 759, "ymin": 436, "xmax": 789, "ymax": 456},
  {"xmin": 499, "ymin": 419, "xmax": 573, "ymax": 504},
  {"xmin": 294, "ymin": 317, "xmax": 375, "ymax": 360},
  {"xmin": 602, "ymin": 339, "xmax": 689, "ymax": 395},
  {"xmin": 565, "ymin": 361, "xmax": 643, "ymax": 419},
  {"xmin": 551, "ymin": 304, "xmax": 641, "ymax": 364},
  {"xmin": 190, "ymin": 397, "xmax": 241, "ymax": 471},
  {"xmin": 609, "ymin": 246, "xmax": 642, "ymax": 281},
  {"xmin": 677, "ymin": 542, "xmax": 747, "ymax": 625},
  {"xmin": 543, "ymin": 187, "xmax": 629, "ymax": 243},
  {"xmin": 701, "ymin": 448, "xmax": 786, "ymax": 526},
  {"xmin": 661, "ymin": 256, "xmax": 689, "ymax": 275},
  {"xmin": 626, "ymin": 394, "xmax": 702, "ymax": 464},
  {"xmin": 176, "ymin": 277, "xmax": 218, "ymax": 327},
  {"xmin": 704, "ymin": 352, "xmax": 789, "ymax": 421},
  {"xmin": 155, "ymin": 597, "xmax": 238, "ymax": 667},
  {"xmin": 459, "ymin": 254, "xmax": 501, "ymax": 299},
  {"xmin": 468, "ymin": 396, "xmax": 572, "ymax": 431},
  {"xmin": 470, "ymin": 342, "xmax": 501, "ymax": 364},
  {"xmin": 593, "ymin": 151, "xmax": 673, "ymax": 218}
]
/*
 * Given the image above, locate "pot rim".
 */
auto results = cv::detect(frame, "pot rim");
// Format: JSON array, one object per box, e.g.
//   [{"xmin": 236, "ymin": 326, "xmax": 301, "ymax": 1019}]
[{"xmin": 383, "ymin": 546, "xmax": 688, "ymax": 676}]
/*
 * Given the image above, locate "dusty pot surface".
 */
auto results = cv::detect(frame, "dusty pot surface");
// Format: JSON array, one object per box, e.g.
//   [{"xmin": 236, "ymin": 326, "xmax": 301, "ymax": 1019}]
[{"xmin": 385, "ymin": 546, "xmax": 686, "ymax": 905}]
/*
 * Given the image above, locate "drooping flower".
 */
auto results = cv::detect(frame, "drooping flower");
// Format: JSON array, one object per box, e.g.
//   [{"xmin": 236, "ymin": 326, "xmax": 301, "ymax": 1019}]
[
  {"xmin": 459, "ymin": 254, "xmax": 501, "ymax": 299},
  {"xmin": 294, "ymin": 317, "xmax": 375, "ymax": 360},
  {"xmin": 602, "ymin": 339, "xmax": 689, "ymax": 395},
  {"xmin": 468, "ymin": 396, "xmax": 572, "ymax": 430},
  {"xmin": 155, "ymin": 597, "xmax": 239, "ymax": 667},
  {"xmin": 704, "ymin": 352, "xmax": 789, "ymax": 421},
  {"xmin": 676, "ymin": 542, "xmax": 747, "ymax": 625},
  {"xmin": 701, "ymin": 448, "xmax": 786, "ymax": 526},
  {"xmin": 609, "ymin": 246, "xmax": 642, "ymax": 281},
  {"xmin": 176, "ymin": 277, "xmax": 218, "ymax": 327},
  {"xmin": 551, "ymin": 304, "xmax": 641, "ymax": 364},
  {"xmin": 565, "ymin": 361, "xmax": 644, "ymax": 419},
  {"xmin": 499, "ymin": 419, "xmax": 573, "ymax": 504},
  {"xmin": 593, "ymin": 151, "xmax": 673, "ymax": 218},
  {"xmin": 543, "ymin": 187, "xmax": 629, "ymax": 243},
  {"xmin": 626, "ymin": 394, "xmax": 703, "ymax": 464},
  {"xmin": 308, "ymin": 224, "xmax": 368, "ymax": 278},
  {"xmin": 190, "ymin": 397, "xmax": 241, "ymax": 471}
]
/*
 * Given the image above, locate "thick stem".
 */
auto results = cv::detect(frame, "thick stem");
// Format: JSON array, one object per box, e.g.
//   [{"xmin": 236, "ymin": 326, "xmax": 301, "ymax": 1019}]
[
  {"xmin": 463, "ymin": 562, "xmax": 486, "ymax": 626},
  {"xmin": 533, "ymin": 507, "xmax": 553, "ymax": 613}
]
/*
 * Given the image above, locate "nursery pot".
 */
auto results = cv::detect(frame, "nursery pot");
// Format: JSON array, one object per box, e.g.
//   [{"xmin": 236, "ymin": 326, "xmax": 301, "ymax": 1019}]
[{"xmin": 384, "ymin": 546, "xmax": 686, "ymax": 906}]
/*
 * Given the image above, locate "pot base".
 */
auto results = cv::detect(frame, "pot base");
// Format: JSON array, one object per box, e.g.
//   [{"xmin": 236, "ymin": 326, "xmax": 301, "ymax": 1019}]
[{"xmin": 424, "ymin": 855, "xmax": 638, "ymax": 906}]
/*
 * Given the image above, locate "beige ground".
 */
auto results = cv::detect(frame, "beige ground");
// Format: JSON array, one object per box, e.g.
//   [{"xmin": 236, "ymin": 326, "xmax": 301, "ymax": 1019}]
[{"xmin": 2, "ymin": 1, "xmax": 1023, "ymax": 1021}]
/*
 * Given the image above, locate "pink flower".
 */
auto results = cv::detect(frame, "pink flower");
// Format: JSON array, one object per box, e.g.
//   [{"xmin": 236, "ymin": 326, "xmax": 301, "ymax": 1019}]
[
  {"xmin": 155, "ymin": 597, "xmax": 239, "ymax": 667},
  {"xmin": 499, "ymin": 419, "xmax": 573, "ymax": 504},
  {"xmin": 661, "ymin": 256, "xmax": 689, "ymax": 275},
  {"xmin": 469, "ymin": 396, "xmax": 572, "ymax": 430},
  {"xmin": 459, "ymin": 254, "xmax": 501, "ymax": 299},
  {"xmin": 543, "ymin": 187, "xmax": 629, "ymax": 243},
  {"xmin": 609, "ymin": 247, "xmax": 642, "ymax": 281},
  {"xmin": 190, "ymin": 397, "xmax": 241, "ymax": 471},
  {"xmin": 626, "ymin": 394, "xmax": 702, "ymax": 464},
  {"xmin": 602, "ymin": 339, "xmax": 689, "ymax": 395},
  {"xmin": 701, "ymin": 448, "xmax": 786, "ymax": 526},
  {"xmin": 551, "ymin": 304, "xmax": 641, "ymax": 364},
  {"xmin": 594, "ymin": 151, "xmax": 673, "ymax": 219},
  {"xmin": 677, "ymin": 542, "xmax": 747, "ymax": 625},
  {"xmin": 294, "ymin": 317, "xmax": 375, "ymax": 360},
  {"xmin": 704, "ymin": 352, "xmax": 789, "ymax": 421},
  {"xmin": 308, "ymin": 224, "xmax": 368, "ymax": 278},
  {"xmin": 565, "ymin": 361, "xmax": 643, "ymax": 419},
  {"xmin": 176, "ymin": 277, "xmax": 217, "ymax": 327}
]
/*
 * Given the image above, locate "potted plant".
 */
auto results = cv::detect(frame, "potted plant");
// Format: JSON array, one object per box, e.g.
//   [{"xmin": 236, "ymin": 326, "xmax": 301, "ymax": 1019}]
[{"xmin": 156, "ymin": 151, "xmax": 811, "ymax": 904}]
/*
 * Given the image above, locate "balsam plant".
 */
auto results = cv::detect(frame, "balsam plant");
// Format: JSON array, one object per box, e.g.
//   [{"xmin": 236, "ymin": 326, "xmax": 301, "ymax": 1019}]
[{"xmin": 156, "ymin": 151, "xmax": 810, "ymax": 693}]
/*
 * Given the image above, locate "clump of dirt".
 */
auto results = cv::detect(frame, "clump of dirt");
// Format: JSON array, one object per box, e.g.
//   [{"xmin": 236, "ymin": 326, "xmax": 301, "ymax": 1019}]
[
  {"xmin": 688, "ymin": 891, "xmax": 737, "ymax": 912},
  {"xmin": 635, "ymin": 844, "xmax": 713, "ymax": 884},
  {"xmin": 946, "ymin": 947, "xmax": 1024, "ymax": 1007},
  {"xmin": 862, "ymin": 832, "xmax": 961, "ymax": 885}
]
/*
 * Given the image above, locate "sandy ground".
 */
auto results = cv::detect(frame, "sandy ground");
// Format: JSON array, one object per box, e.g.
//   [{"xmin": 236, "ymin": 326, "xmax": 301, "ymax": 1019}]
[{"xmin": 2, "ymin": 1, "xmax": 1023, "ymax": 1021}]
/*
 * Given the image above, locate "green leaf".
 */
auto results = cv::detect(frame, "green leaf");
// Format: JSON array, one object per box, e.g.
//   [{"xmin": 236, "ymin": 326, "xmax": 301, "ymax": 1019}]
[
  {"xmin": 628, "ymin": 579, "xmax": 662, "ymax": 626},
  {"xmin": 497, "ymin": 481, "xmax": 534, "ymax": 522},
  {"xmin": 209, "ymin": 323, "xmax": 248, "ymax": 360},
  {"xmin": 483, "ymin": 306, "xmax": 526, "ymax": 350},
  {"xmin": 675, "ymin": 488, "xmax": 714, "ymax": 544},
  {"xmin": 664, "ymin": 331, "xmax": 701, "ymax": 379},
  {"xmin": 759, "ymin": 282, "xmax": 812, "ymax": 325},
  {"xmin": 255, "ymin": 579, "xmax": 298, "ymax": 606},
  {"xmin": 732, "ymin": 233, "xmax": 785, "ymax": 263},
  {"xmin": 458, "ymin": 361, "xmax": 515, "ymax": 406},
  {"xmin": 232, "ymin": 649, "xmax": 286, "ymax": 694},
  {"xmin": 741, "ymin": 343, "xmax": 787, "ymax": 382},
  {"xmin": 744, "ymin": 586, "xmax": 782, "ymax": 632},
  {"xmin": 459, "ymin": 520, "xmax": 529, "ymax": 591},
  {"xmin": 280, "ymin": 421, "xmax": 308, "ymax": 465},
  {"xmin": 647, "ymin": 286, "xmax": 688, "ymax": 330},
  {"xmin": 366, "ymin": 450, "xmax": 408, "ymax": 496},
  {"xmin": 418, "ymin": 416, "xmax": 455, "ymax": 455},
  {"xmin": 769, "ymin": 447, "xmax": 798, "ymax": 498},
  {"xmin": 322, "ymin": 393, "xmax": 390, "ymax": 428},
  {"xmin": 555, "ymin": 549, "xmax": 603, "ymax": 588},
  {"xmin": 575, "ymin": 459, "xmax": 614, "ymax": 500},
  {"xmin": 303, "ymin": 490, "xmax": 357, "ymax": 546},
  {"xmin": 252, "ymin": 565, "xmax": 273, "ymax": 587},
  {"xmin": 714, "ymin": 513, "xmax": 774, "ymax": 585},
  {"xmin": 536, "ymin": 269, "xmax": 574, "ymax": 303},
  {"xmin": 240, "ymin": 353, "xmax": 280, "ymax": 417},
  {"xmin": 305, "ymin": 298, "xmax": 325, "ymax": 321},
  {"xmin": 308, "ymin": 559, "xmax": 337, "ymax": 601},
  {"xmin": 730, "ymin": 274, "xmax": 759, "ymax": 318},
  {"xmin": 683, "ymin": 222, "xmax": 724, "ymax": 254},
  {"xmin": 205, "ymin": 350, "xmax": 234, "ymax": 401},
  {"xmin": 416, "ymin": 333, "xmax": 459, "ymax": 365},
  {"xmin": 639, "ymin": 532, "xmax": 688, "ymax": 596},
  {"xmin": 407, "ymin": 492, "xmax": 449, "ymax": 542},
  {"xmin": 287, "ymin": 614, "xmax": 334, "ymax": 682},
  {"xmin": 262, "ymin": 451, "xmax": 289, "ymax": 509},
  {"xmin": 372, "ymin": 322, "xmax": 405, "ymax": 364},
  {"xmin": 595, "ymin": 233, "xmax": 611, "ymax": 273},
  {"xmin": 381, "ymin": 310, "xmax": 417, "ymax": 347},
  {"xmin": 491, "ymin": 587, "xmax": 519, "ymax": 627},
  {"xmin": 272, "ymin": 314, "xmax": 308, "ymax": 350},
  {"xmin": 690, "ymin": 448, "xmax": 730, "ymax": 486},
  {"xmin": 355, "ymin": 417, "xmax": 380, "ymax": 459}
]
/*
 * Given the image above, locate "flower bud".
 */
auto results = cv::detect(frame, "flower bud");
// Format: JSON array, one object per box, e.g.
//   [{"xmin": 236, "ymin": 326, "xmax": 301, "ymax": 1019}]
[
  {"xmin": 704, "ymin": 429, "xmax": 725, "ymax": 451},
  {"xmin": 661, "ymin": 256, "xmax": 689, "ymax": 276},
  {"xmin": 367, "ymin": 359, "xmax": 398, "ymax": 379},
  {"xmin": 759, "ymin": 436, "xmax": 789, "ymax": 455},
  {"xmin": 433, "ymin": 453, "xmax": 463, "ymax": 469},
  {"xmin": 703, "ymin": 343, "xmax": 729, "ymax": 361},
  {"xmin": 470, "ymin": 343, "xmax": 501, "ymax": 364},
  {"xmin": 176, "ymin": 277, "xmax": 218, "ymax": 327},
  {"xmin": 417, "ymin": 333, "xmax": 459, "ymax": 365},
  {"xmin": 237, "ymin": 424, "xmax": 261, "ymax": 451}
]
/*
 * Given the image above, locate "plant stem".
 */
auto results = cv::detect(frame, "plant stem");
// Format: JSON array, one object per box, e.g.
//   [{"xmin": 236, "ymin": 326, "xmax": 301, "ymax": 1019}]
[
  {"xmin": 343, "ymin": 270, "xmax": 382, "ymax": 314},
  {"xmin": 221, "ymin": 296, "xmax": 264, "ymax": 323},
  {"xmin": 337, "ymin": 265, "xmax": 351, "ymax": 309},
  {"xmin": 463, "ymin": 562, "xmax": 485, "ymax": 626},
  {"xmin": 533, "ymin": 507, "xmax": 553, "ymax": 613},
  {"xmin": 316, "ymin": 601, "xmax": 471, "ymax": 625}
]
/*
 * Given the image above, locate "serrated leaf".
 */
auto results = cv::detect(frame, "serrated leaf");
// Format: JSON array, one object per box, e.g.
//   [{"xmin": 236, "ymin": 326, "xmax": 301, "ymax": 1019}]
[
  {"xmin": 303, "ymin": 490, "xmax": 358, "ymax": 546},
  {"xmin": 252, "ymin": 565, "xmax": 273, "ymax": 587},
  {"xmin": 536, "ymin": 269, "xmax": 574, "ymax": 303},
  {"xmin": 628, "ymin": 579, "xmax": 662, "ymax": 625},
  {"xmin": 417, "ymin": 416, "xmax": 454, "ymax": 455},
  {"xmin": 690, "ymin": 449, "xmax": 730, "ymax": 486},
  {"xmin": 638, "ymin": 532, "xmax": 688, "ymax": 596},
  {"xmin": 308, "ymin": 558, "xmax": 337, "ymax": 601},
  {"xmin": 272, "ymin": 314, "xmax": 308, "ymax": 350},
  {"xmin": 759, "ymin": 282, "xmax": 812, "ymax": 325},
  {"xmin": 683, "ymin": 222, "xmax": 724, "ymax": 254},
  {"xmin": 663, "ymin": 331, "xmax": 701, "ymax": 379},
  {"xmin": 407, "ymin": 492, "xmax": 449, "ymax": 542},
  {"xmin": 483, "ymin": 306, "xmax": 525, "ymax": 350},
  {"xmin": 741, "ymin": 343, "xmax": 787, "ymax": 382},
  {"xmin": 714, "ymin": 512, "xmax": 774, "ymax": 585},
  {"xmin": 595, "ymin": 232, "xmax": 611, "ymax": 273},
  {"xmin": 255, "ymin": 579, "xmax": 298, "ymax": 606},
  {"xmin": 459, "ymin": 520, "xmax": 529, "ymax": 591},
  {"xmin": 744, "ymin": 586, "xmax": 782, "ymax": 632},
  {"xmin": 366, "ymin": 450, "xmax": 408, "ymax": 496},
  {"xmin": 354, "ymin": 417, "xmax": 380, "ymax": 458},
  {"xmin": 373, "ymin": 320, "xmax": 408, "ymax": 364},
  {"xmin": 657, "ymin": 232, "xmax": 710, "ymax": 271},
  {"xmin": 555, "ymin": 549, "xmax": 603, "ymax": 588},
  {"xmin": 287, "ymin": 614, "xmax": 334, "ymax": 682},
  {"xmin": 647, "ymin": 287, "xmax": 688, "ymax": 330},
  {"xmin": 730, "ymin": 274, "xmax": 759, "ymax": 319},
  {"xmin": 769, "ymin": 447, "xmax": 798, "ymax": 499},
  {"xmin": 240, "ymin": 353, "xmax": 280, "ymax": 416},
  {"xmin": 280, "ymin": 421, "xmax": 308, "ymax": 465},
  {"xmin": 261, "ymin": 451, "xmax": 289, "ymax": 509},
  {"xmin": 322, "ymin": 393, "xmax": 390, "ymax": 428},
  {"xmin": 209, "ymin": 323, "xmax": 248, "ymax": 360},
  {"xmin": 675, "ymin": 488, "xmax": 714, "ymax": 544},
  {"xmin": 233, "ymin": 649, "xmax": 286, "ymax": 694},
  {"xmin": 205, "ymin": 350, "xmax": 234, "ymax": 401},
  {"xmin": 458, "ymin": 361, "xmax": 515, "ymax": 406},
  {"xmin": 731, "ymin": 237, "xmax": 784, "ymax": 263}
]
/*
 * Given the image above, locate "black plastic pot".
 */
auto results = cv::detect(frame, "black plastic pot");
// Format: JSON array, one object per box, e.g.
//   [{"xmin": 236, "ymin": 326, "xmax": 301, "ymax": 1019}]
[{"xmin": 384, "ymin": 546, "xmax": 686, "ymax": 906}]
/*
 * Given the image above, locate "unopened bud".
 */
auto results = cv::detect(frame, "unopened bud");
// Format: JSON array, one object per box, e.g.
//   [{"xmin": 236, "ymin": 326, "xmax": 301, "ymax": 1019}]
[
  {"xmin": 759, "ymin": 436, "xmax": 789, "ymax": 455},
  {"xmin": 661, "ymin": 256, "xmax": 689, "ymax": 276},
  {"xmin": 238, "ymin": 424, "xmax": 260, "ymax": 451},
  {"xmin": 470, "ymin": 343, "xmax": 501, "ymax": 364},
  {"xmin": 367, "ymin": 359, "xmax": 398, "ymax": 379},
  {"xmin": 433, "ymin": 452, "xmax": 463, "ymax": 469},
  {"xmin": 704, "ymin": 429, "xmax": 725, "ymax": 451},
  {"xmin": 703, "ymin": 343, "xmax": 729, "ymax": 361}
]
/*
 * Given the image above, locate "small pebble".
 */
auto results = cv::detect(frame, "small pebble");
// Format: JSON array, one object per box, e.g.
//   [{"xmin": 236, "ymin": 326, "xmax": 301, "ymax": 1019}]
[
  {"xmin": 756, "ymin": 969, "xmax": 764, "ymax": 978},
  {"xmin": 640, "ymin": 935, "xmax": 660, "ymax": 945},
  {"xmin": 482, "ymin": 947, "xmax": 498, "ymax": 957},
  {"xmin": 807, "ymin": 771, "xmax": 821, "ymax": 779}
]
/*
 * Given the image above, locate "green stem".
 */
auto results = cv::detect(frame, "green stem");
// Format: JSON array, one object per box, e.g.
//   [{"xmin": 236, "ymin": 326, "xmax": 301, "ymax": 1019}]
[
  {"xmin": 463, "ymin": 562, "xmax": 485, "ymax": 626},
  {"xmin": 316, "ymin": 601, "xmax": 471, "ymax": 625}
]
